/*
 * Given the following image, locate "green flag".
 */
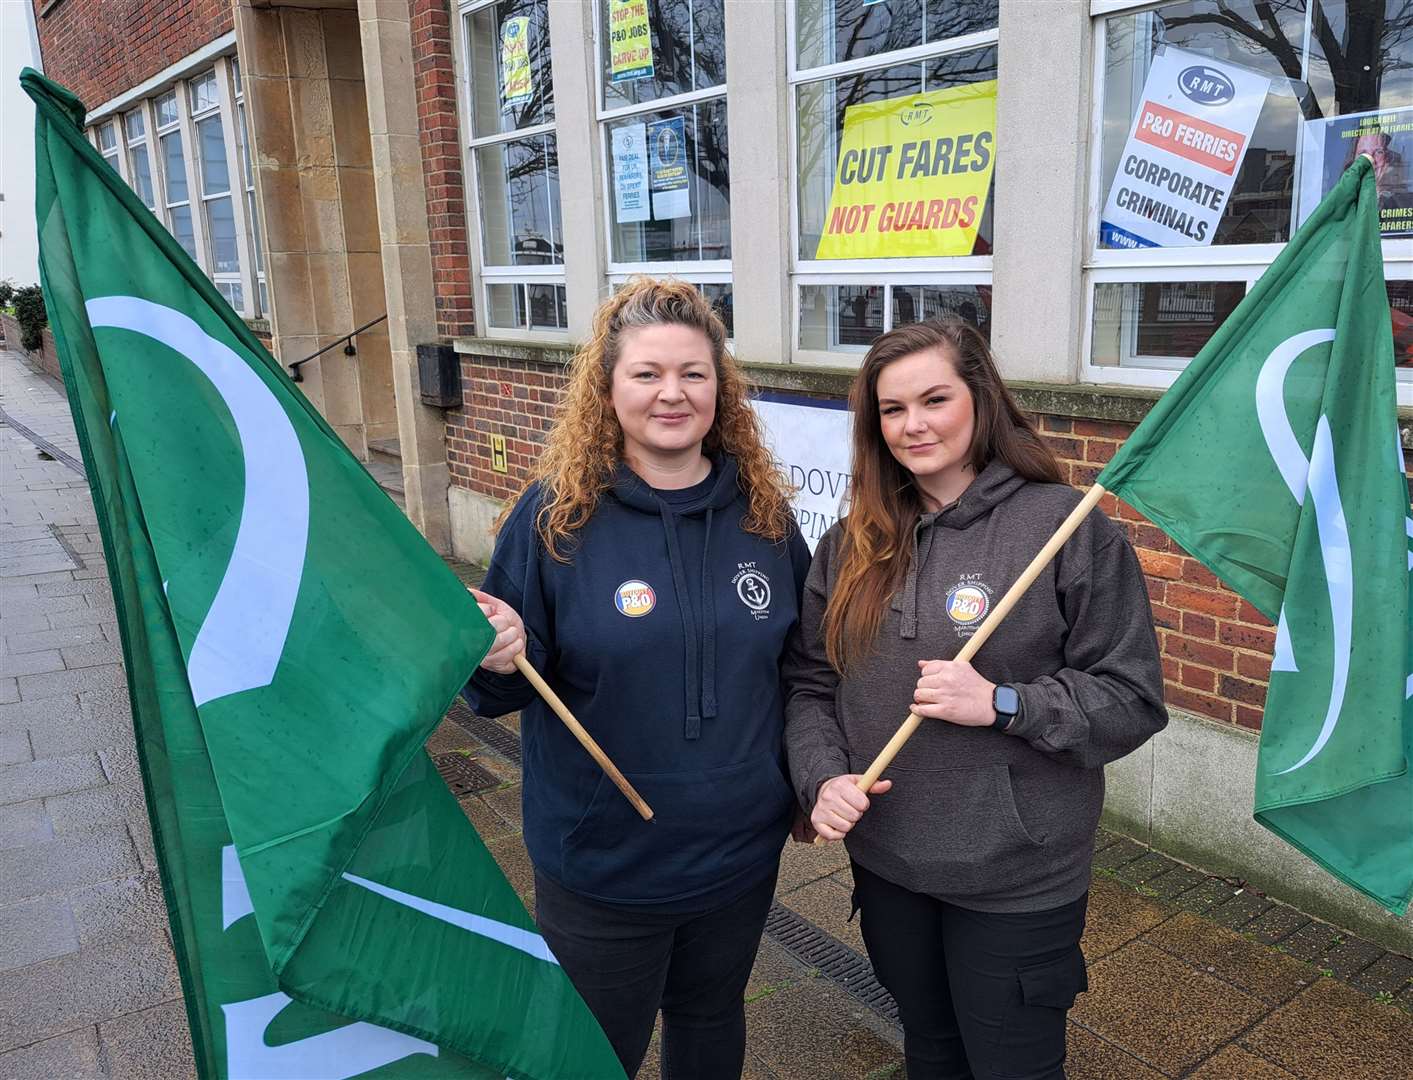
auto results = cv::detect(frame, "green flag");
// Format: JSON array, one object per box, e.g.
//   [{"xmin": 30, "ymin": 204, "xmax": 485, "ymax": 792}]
[
  {"xmin": 1099, "ymin": 155, "xmax": 1412, "ymax": 915},
  {"xmin": 24, "ymin": 69, "xmax": 622, "ymax": 1078}
]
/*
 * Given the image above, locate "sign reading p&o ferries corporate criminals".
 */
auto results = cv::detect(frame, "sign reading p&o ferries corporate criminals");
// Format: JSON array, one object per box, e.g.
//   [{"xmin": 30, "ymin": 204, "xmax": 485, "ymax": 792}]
[
  {"xmin": 815, "ymin": 81, "xmax": 997, "ymax": 259},
  {"xmin": 1101, "ymin": 47, "xmax": 1270, "ymax": 249}
]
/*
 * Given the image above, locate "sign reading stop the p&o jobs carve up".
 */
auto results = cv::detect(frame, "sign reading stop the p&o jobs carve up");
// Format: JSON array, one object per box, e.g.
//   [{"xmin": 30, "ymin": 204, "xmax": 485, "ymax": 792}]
[
  {"xmin": 815, "ymin": 80, "xmax": 997, "ymax": 260},
  {"xmin": 1101, "ymin": 47, "xmax": 1270, "ymax": 249}
]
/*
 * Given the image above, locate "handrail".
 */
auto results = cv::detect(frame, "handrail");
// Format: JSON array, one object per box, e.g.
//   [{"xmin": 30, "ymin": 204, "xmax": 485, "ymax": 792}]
[{"xmin": 288, "ymin": 314, "xmax": 388, "ymax": 382}]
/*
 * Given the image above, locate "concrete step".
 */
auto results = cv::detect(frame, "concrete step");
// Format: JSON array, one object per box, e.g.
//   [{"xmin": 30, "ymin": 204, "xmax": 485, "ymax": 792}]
[
  {"xmin": 368, "ymin": 437, "xmax": 401, "ymax": 464},
  {"xmin": 366, "ymin": 456, "xmax": 404, "ymax": 499}
]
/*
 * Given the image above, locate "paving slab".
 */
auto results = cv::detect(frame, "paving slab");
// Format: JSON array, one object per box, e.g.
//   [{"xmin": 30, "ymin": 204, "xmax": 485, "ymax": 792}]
[
  {"xmin": 44, "ymin": 779, "xmax": 149, "ymax": 833},
  {"xmin": 1065, "ymin": 1024, "xmax": 1167, "ymax": 1080},
  {"xmin": 0, "ymin": 751, "xmax": 106, "ymax": 803},
  {"xmin": 1187, "ymin": 1044, "xmax": 1298, "ymax": 1079},
  {"xmin": 1246, "ymin": 904, "xmax": 1313, "ymax": 946},
  {"xmin": 0, "ymin": 800, "xmax": 52, "ymax": 849},
  {"xmin": 0, "ymin": 897, "xmax": 79, "ymax": 971},
  {"xmin": 0, "ymin": 824, "xmax": 140, "ymax": 905},
  {"xmin": 1239, "ymin": 977, "xmax": 1413, "ymax": 1079},
  {"xmin": 781, "ymin": 877, "xmax": 865, "ymax": 956},
  {"xmin": 744, "ymin": 975, "xmax": 901, "ymax": 1080},
  {"xmin": 16, "ymin": 663, "xmax": 125, "ymax": 700},
  {"xmin": 70, "ymin": 872, "xmax": 171, "ymax": 948},
  {"xmin": 1143, "ymin": 911, "xmax": 1314, "ymax": 1005},
  {"xmin": 776, "ymin": 832, "xmax": 850, "ymax": 893},
  {"xmin": 1350, "ymin": 950, "xmax": 1413, "ymax": 998},
  {"xmin": 98, "ymin": 999, "xmax": 195, "ymax": 1080},
  {"xmin": 0, "ymin": 729, "xmax": 32, "ymax": 765},
  {"xmin": 1071, "ymin": 940, "xmax": 1270, "ymax": 1074},
  {"xmin": 1081, "ymin": 874, "xmax": 1170, "ymax": 961},
  {"xmin": 0, "ymin": 929, "xmax": 181, "ymax": 1052},
  {"xmin": 0, "ymin": 1026, "xmax": 104, "ymax": 1079}
]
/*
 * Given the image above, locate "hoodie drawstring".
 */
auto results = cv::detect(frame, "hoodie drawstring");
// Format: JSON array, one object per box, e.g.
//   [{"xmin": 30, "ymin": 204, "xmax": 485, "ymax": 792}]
[
  {"xmin": 658, "ymin": 502, "xmax": 718, "ymax": 738},
  {"xmin": 699, "ymin": 506, "xmax": 717, "ymax": 720},
  {"xmin": 895, "ymin": 517, "xmax": 937, "ymax": 640}
]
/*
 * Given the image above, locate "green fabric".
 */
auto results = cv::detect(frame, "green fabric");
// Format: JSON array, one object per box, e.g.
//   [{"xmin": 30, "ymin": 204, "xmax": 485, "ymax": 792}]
[
  {"xmin": 1099, "ymin": 156, "xmax": 1413, "ymax": 916},
  {"xmin": 24, "ymin": 68, "xmax": 623, "ymax": 1079}
]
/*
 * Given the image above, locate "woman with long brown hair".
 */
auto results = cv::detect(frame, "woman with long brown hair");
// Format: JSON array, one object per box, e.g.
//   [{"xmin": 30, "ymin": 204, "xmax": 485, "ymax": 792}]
[
  {"xmin": 784, "ymin": 320, "xmax": 1165, "ymax": 1079},
  {"xmin": 462, "ymin": 278, "xmax": 811, "ymax": 1079}
]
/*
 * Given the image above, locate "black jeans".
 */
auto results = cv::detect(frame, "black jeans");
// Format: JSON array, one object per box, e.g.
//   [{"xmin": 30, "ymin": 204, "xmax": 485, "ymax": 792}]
[
  {"xmin": 852, "ymin": 862, "xmax": 1089, "ymax": 1080},
  {"xmin": 533, "ymin": 867, "xmax": 777, "ymax": 1079}
]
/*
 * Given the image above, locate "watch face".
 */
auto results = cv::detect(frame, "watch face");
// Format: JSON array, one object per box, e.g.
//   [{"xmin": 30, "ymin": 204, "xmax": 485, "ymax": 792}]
[{"xmin": 994, "ymin": 685, "xmax": 1020, "ymax": 715}]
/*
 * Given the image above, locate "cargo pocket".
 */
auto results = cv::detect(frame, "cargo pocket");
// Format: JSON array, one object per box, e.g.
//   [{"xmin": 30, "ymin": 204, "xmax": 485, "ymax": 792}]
[{"xmin": 993, "ymin": 948, "xmax": 1088, "ymax": 1078}]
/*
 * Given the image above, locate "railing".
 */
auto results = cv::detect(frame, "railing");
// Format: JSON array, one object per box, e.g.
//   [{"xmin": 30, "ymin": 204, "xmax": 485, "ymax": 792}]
[{"xmin": 287, "ymin": 314, "xmax": 388, "ymax": 382}]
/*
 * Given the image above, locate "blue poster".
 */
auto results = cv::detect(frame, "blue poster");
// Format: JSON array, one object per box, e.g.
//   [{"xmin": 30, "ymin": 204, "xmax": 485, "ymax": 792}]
[{"xmin": 647, "ymin": 116, "xmax": 690, "ymax": 220}]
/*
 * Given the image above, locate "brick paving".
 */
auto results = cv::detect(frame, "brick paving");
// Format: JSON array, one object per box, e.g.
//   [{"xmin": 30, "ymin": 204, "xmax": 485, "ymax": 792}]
[{"xmin": 2, "ymin": 342, "xmax": 1410, "ymax": 1078}]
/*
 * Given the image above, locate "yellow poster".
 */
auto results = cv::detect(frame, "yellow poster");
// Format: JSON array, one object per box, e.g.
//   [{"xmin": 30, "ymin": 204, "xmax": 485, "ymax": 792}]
[
  {"xmin": 608, "ymin": 0, "xmax": 654, "ymax": 83},
  {"xmin": 815, "ymin": 81, "xmax": 997, "ymax": 260},
  {"xmin": 500, "ymin": 16, "xmax": 532, "ymax": 109}
]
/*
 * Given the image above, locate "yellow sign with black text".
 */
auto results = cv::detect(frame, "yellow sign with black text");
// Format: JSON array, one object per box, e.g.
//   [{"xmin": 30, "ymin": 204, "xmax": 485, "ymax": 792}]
[{"xmin": 815, "ymin": 81, "xmax": 997, "ymax": 260}]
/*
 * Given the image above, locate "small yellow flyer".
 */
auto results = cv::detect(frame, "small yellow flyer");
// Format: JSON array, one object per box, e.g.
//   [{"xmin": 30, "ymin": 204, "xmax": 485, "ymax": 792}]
[
  {"xmin": 816, "ymin": 81, "xmax": 998, "ymax": 259},
  {"xmin": 608, "ymin": 0, "xmax": 654, "ymax": 83},
  {"xmin": 501, "ymin": 16, "xmax": 532, "ymax": 109}
]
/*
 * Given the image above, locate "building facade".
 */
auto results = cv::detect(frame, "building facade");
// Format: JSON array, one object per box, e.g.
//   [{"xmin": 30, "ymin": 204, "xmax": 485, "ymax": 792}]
[{"xmin": 32, "ymin": 0, "xmax": 1413, "ymax": 949}]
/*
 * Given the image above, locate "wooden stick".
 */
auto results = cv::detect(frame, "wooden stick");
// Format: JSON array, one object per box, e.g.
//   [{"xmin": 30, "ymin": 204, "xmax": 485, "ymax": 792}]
[
  {"xmin": 815, "ymin": 484, "xmax": 1108, "ymax": 843},
  {"xmin": 513, "ymin": 653, "xmax": 655, "ymax": 822}
]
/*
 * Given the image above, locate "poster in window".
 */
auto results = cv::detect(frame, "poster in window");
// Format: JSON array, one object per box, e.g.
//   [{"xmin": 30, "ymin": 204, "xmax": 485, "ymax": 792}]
[
  {"xmin": 500, "ymin": 17, "xmax": 533, "ymax": 110},
  {"xmin": 648, "ymin": 116, "xmax": 691, "ymax": 220},
  {"xmin": 815, "ymin": 81, "xmax": 997, "ymax": 260},
  {"xmin": 1100, "ymin": 47, "xmax": 1270, "ymax": 250},
  {"xmin": 612, "ymin": 123, "xmax": 650, "ymax": 224},
  {"xmin": 1297, "ymin": 106, "xmax": 1413, "ymax": 239},
  {"xmin": 608, "ymin": 0, "xmax": 654, "ymax": 83}
]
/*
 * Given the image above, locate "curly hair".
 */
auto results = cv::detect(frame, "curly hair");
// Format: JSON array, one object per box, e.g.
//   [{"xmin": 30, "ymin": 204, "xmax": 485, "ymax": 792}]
[{"xmin": 498, "ymin": 277, "xmax": 795, "ymax": 560}]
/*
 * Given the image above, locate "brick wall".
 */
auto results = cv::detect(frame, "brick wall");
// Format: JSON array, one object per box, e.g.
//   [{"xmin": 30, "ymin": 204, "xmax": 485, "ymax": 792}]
[
  {"xmin": 411, "ymin": 0, "xmax": 474, "ymax": 340},
  {"xmin": 34, "ymin": 0, "xmax": 233, "ymax": 107},
  {"xmin": 451, "ymin": 352, "xmax": 1413, "ymax": 737}
]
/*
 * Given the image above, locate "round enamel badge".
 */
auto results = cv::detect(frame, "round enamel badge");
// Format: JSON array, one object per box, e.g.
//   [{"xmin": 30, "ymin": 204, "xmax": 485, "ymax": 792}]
[
  {"xmin": 945, "ymin": 583, "xmax": 989, "ymax": 625},
  {"xmin": 614, "ymin": 579, "xmax": 656, "ymax": 618}
]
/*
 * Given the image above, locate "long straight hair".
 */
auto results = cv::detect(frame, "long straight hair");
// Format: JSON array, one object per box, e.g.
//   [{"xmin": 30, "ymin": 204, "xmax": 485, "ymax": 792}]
[{"xmin": 823, "ymin": 320, "xmax": 1062, "ymax": 672}]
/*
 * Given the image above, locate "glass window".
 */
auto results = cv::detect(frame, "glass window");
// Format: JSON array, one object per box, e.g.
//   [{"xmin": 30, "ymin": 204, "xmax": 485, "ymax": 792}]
[
  {"xmin": 1091, "ymin": 281, "xmax": 1247, "ymax": 368},
  {"xmin": 96, "ymin": 121, "xmax": 118, "ymax": 154},
  {"xmin": 606, "ymin": 99, "xmax": 730, "ymax": 263},
  {"xmin": 189, "ymin": 70, "xmax": 220, "ymax": 114},
  {"xmin": 156, "ymin": 90, "xmax": 179, "ymax": 128},
  {"xmin": 601, "ymin": 0, "xmax": 725, "ymax": 111},
  {"xmin": 196, "ymin": 116, "xmax": 231, "ymax": 196},
  {"xmin": 796, "ymin": 47, "xmax": 997, "ymax": 261},
  {"xmin": 795, "ymin": 0, "xmax": 997, "ymax": 70},
  {"xmin": 475, "ymin": 135, "xmax": 561, "ymax": 266},
  {"xmin": 160, "ymin": 131, "xmax": 189, "ymax": 203},
  {"xmin": 799, "ymin": 281, "xmax": 990, "ymax": 351},
  {"xmin": 467, "ymin": 0, "xmax": 554, "ymax": 136},
  {"xmin": 486, "ymin": 282, "xmax": 569, "ymax": 330}
]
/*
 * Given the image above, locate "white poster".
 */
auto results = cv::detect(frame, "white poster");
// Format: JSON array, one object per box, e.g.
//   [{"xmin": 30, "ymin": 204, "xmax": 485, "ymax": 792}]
[
  {"xmin": 1100, "ymin": 47, "xmax": 1270, "ymax": 249},
  {"xmin": 750, "ymin": 397, "xmax": 853, "ymax": 551},
  {"xmin": 611, "ymin": 123, "xmax": 650, "ymax": 224}
]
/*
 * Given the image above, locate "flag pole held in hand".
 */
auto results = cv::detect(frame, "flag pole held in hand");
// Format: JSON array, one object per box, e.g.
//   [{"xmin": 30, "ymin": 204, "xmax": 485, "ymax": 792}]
[
  {"xmin": 814, "ymin": 484, "xmax": 1107, "ymax": 844},
  {"xmin": 513, "ymin": 654, "xmax": 656, "ymax": 822}
]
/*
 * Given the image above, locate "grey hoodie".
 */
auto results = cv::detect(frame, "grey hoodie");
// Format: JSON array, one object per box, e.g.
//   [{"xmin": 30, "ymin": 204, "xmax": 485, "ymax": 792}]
[{"xmin": 784, "ymin": 461, "xmax": 1167, "ymax": 913}]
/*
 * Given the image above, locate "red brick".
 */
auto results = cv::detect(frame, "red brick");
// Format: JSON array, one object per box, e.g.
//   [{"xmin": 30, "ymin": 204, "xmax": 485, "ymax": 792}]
[
  {"xmin": 1150, "ymin": 603, "xmax": 1179, "ymax": 630},
  {"xmin": 1219, "ymin": 621, "xmax": 1275, "ymax": 653},
  {"xmin": 1073, "ymin": 419, "xmax": 1134, "ymax": 440},
  {"xmin": 1181, "ymin": 612, "xmax": 1216, "ymax": 640},
  {"xmin": 1042, "ymin": 435, "xmax": 1083, "ymax": 460},
  {"xmin": 1180, "ymin": 664, "xmax": 1216, "ymax": 692},
  {"xmin": 1218, "ymin": 674, "xmax": 1268, "ymax": 708},
  {"xmin": 1084, "ymin": 439, "xmax": 1118, "ymax": 464},
  {"xmin": 1166, "ymin": 582, "xmax": 1240, "ymax": 619},
  {"xmin": 1181, "ymin": 560, "xmax": 1225, "ymax": 589},
  {"xmin": 1043, "ymin": 415, "xmax": 1073, "ymax": 433},
  {"xmin": 1234, "ymin": 704, "xmax": 1265, "ymax": 731},
  {"xmin": 1237, "ymin": 652, "xmax": 1271, "ymax": 680},
  {"xmin": 1164, "ymin": 685, "xmax": 1233, "ymax": 723},
  {"xmin": 1137, "ymin": 550, "xmax": 1183, "ymax": 580},
  {"xmin": 1164, "ymin": 634, "xmax": 1234, "ymax": 671}
]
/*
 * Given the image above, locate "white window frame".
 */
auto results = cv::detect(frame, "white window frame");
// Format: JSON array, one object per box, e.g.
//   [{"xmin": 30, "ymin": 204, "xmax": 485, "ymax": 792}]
[
  {"xmin": 593, "ymin": 0, "xmax": 733, "ymax": 280},
  {"xmin": 230, "ymin": 58, "xmax": 267, "ymax": 319},
  {"xmin": 121, "ymin": 104, "xmax": 159, "ymax": 212},
  {"xmin": 188, "ymin": 66, "xmax": 245, "ymax": 313},
  {"xmin": 154, "ymin": 86, "xmax": 207, "ymax": 282},
  {"xmin": 1083, "ymin": 2, "xmax": 1413, "ymax": 405},
  {"xmin": 786, "ymin": 2, "xmax": 999, "ymax": 365},
  {"xmin": 460, "ymin": 0, "xmax": 570, "ymax": 343}
]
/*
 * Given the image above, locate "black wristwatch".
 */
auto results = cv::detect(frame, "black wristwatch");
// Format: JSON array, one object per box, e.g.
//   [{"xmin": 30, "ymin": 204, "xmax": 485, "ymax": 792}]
[{"xmin": 992, "ymin": 684, "xmax": 1021, "ymax": 731}]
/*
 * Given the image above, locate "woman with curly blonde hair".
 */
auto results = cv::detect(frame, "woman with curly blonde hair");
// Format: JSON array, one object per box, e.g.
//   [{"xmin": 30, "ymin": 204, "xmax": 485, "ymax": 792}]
[{"xmin": 463, "ymin": 278, "xmax": 811, "ymax": 1079}]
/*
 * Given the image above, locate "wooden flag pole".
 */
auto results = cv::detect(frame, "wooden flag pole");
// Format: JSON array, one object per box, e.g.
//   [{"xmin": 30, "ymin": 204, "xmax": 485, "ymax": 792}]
[
  {"xmin": 815, "ymin": 483, "xmax": 1107, "ymax": 843},
  {"xmin": 512, "ymin": 653, "xmax": 656, "ymax": 822}
]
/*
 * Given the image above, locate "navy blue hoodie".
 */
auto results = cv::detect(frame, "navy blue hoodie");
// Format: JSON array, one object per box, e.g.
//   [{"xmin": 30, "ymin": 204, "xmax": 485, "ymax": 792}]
[{"xmin": 464, "ymin": 456, "xmax": 812, "ymax": 909}]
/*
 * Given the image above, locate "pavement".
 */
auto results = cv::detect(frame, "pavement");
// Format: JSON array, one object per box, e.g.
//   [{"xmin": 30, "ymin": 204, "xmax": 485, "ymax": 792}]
[{"xmin": 2, "ymin": 340, "xmax": 1411, "ymax": 1079}]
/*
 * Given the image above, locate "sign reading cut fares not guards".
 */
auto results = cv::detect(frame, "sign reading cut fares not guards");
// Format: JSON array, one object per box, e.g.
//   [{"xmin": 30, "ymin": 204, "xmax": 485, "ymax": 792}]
[{"xmin": 815, "ymin": 80, "xmax": 997, "ymax": 260}]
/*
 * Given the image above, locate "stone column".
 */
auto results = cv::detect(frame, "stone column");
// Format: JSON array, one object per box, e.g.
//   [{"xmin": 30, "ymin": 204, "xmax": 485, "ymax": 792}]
[
  {"xmin": 989, "ymin": 0, "xmax": 1093, "ymax": 383},
  {"xmin": 358, "ymin": 0, "xmax": 453, "ymax": 552},
  {"xmin": 724, "ymin": 0, "xmax": 792, "ymax": 365}
]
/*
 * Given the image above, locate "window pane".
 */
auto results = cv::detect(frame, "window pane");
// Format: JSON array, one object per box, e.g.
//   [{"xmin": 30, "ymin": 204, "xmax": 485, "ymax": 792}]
[
  {"xmin": 156, "ymin": 91, "xmax": 179, "ymax": 128},
  {"xmin": 607, "ymin": 98, "xmax": 730, "ymax": 263},
  {"xmin": 189, "ymin": 70, "xmax": 219, "ymax": 114},
  {"xmin": 795, "ymin": 0, "xmax": 997, "ymax": 70},
  {"xmin": 797, "ymin": 47, "xmax": 997, "ymax": 261},
  {"xmin": 891, "ymin": 284, "xmax": 991, "ymax": 337},
  {"xmin": 800, "ymin": 284, "xmax": 884, "ymax": 350},
  {"xmin": 602, "ymin": 0, "xmax": 725, "ymax": 110},
  {"xmin": 124, "ymin": 110, "xmax": 145, "ymax": 141},
  {"xmin": 197, "ymin": 116, "xmax": 230, "ymax": 196},
  {"xmin": 161, "ymin": 132, "xmax": 188, "ymax": 202},
  {"xmin": 169, "ymin": 204, "xmax": 198, "ymax": 260},
  {"xmin": 527, "ymin": 283, "xmax": 568, "ymax": 329},
  {"xmin": 128, "ymin": 144, "xmax": 156, "ymax": 208},
  {"xmin": 486, "ymin": 282, "xmax": 527, "ymax": 328},
  {"xmin": 237, "ymin": 103, "xmax": 254, "ymax": 190},
  {"xmin": 205, "ymin": 197, "xmax": 239, "ymax": 273},
  {"xmin": 476, "ymin": 134, "xmax": 562, "ymax": 266},
  {"xmin": 97, "ymin": 122, "xmax": 118, "ymax": 152},
  {"xmin": 467, "ymin": 0, "xmax": 554, "ymax": 136},
  {"xmin": 247, "ymin": 191, "xmax": 264, "ymax": 272},
  {"xmin": 1091, "ymin": 281, "xmax": 1246, "ymax": 367},
  {"xmin": 217, "ymin": 280, "xmax": 244, "ymax": 311},
  {"xmin": 698, "ymin": 282, "xmax": 733, "ymax": 336},
  {"xmin": 1392, "ymin": 281, "xmax": 1413, "ymax": 374},
  {"xmin": 1098, "ymin": 0, "xmax": 1413, "ymax": 250}
]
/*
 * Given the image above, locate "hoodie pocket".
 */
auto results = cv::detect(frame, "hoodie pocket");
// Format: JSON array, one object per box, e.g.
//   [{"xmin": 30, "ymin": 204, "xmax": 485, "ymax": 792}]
[
  {"xmin": 559, "ymin": 751, "xmax": 794, "ymax": 903},
  {"xmin": 852, "ymin": 762, "xmax": 1043, "ymax": 899}
]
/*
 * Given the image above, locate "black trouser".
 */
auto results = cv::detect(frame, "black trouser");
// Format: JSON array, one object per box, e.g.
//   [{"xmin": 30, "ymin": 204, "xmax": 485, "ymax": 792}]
[
  {"xmin": 852, "ymin": 861, "xmax": 1089, "ymax": 1080},
  {"xmin": 533, "ymin": 867, "xmax": 777, "ymax": 1079}
]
